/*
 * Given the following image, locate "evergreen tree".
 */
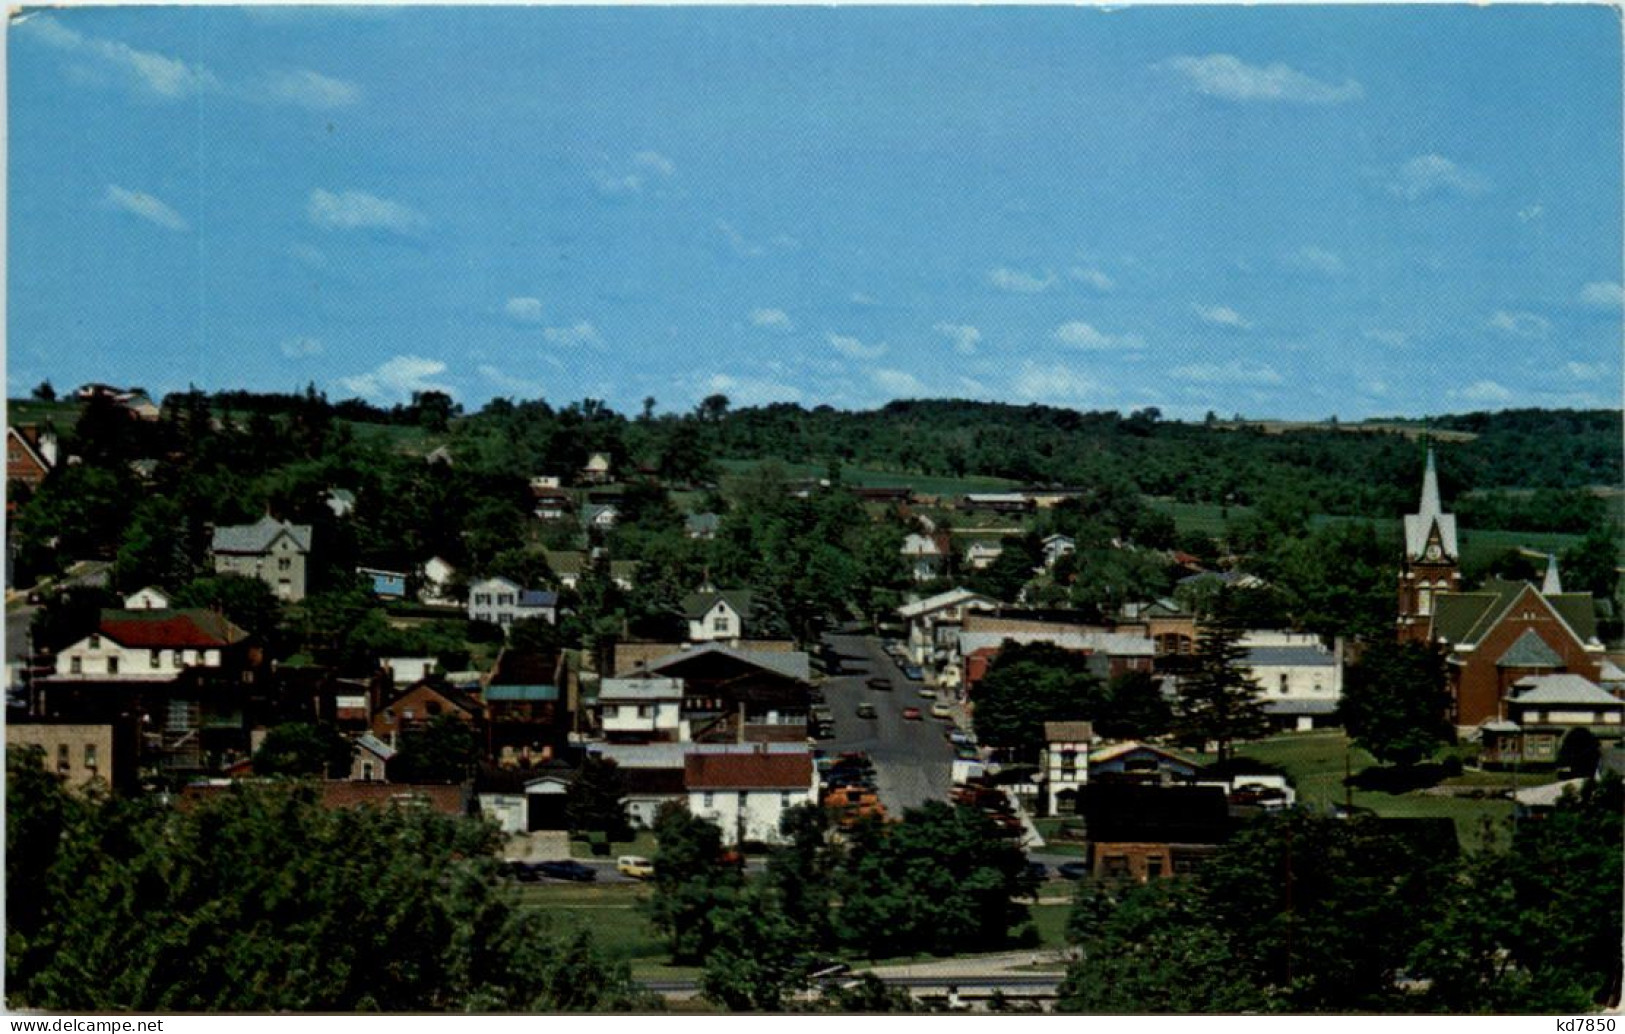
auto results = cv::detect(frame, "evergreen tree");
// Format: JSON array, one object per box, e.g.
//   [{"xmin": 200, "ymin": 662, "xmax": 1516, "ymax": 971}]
[
  {"xmin": 1339, "ymin": 637, "xmax": 1453, "ymax": 766},
  {"xmin": 1174, "ymin": 596, "xmax": 1267, "ymax": 765},
  {"xmin": 565, "ymin": 755, "xmax": 631, "ymax": 840}
]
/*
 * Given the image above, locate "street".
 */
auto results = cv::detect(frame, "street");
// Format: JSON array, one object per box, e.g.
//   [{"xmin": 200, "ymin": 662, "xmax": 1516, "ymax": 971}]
[{"xmin": 819, "ymin": 631, "xmax": 955, "ymax": 815}]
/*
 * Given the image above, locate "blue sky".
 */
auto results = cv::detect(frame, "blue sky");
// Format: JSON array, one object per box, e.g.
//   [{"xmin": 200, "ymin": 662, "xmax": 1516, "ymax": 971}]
[{"xmin": 9, "ymin": 5, "xmax": 1622, "ymax": 419}]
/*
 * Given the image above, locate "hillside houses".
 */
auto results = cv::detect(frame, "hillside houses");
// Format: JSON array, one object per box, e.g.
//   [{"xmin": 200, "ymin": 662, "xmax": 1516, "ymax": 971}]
[{"xmin": 211, "ymin": 515, "xmax": 313, "ymax": 602}]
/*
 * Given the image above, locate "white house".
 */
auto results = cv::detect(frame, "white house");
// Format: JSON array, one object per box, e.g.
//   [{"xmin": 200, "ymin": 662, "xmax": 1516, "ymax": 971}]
[
  {"xmin": 1042, "ymin": 720, "xmax": 1094, "ymax": 816},
  {"xmin": 964, "ymin": 541, "xmax": 1005, "ymax": 571},
  {"xmin": 1240, "ymin": 631, "xmax": 1343, "ymax": 732},
  {"xmin": 384, "ymin": 657, "xmax": 438, "ymax": 686},
  {"xmin": 901, "ymin": 532, "xmax": 950, "ymax": 582},
  {"xmin": 53, "ymin": 609, "xmax": 247, "ymax": 680},
  {"xmin": 683, "ymin": 590, "xmax": 754, "ymax": 643},
  {"xmin": 1041, "ymin": 534, "xmax": 1077, "ymax": 569},
  {"xmin": 584, "ymin": 503, "xmax": 620, "ymax": 530},
  {"xmin": 467, "ymin": 576, "xmax": 559, "ymax": 629},
  {"xmin": 211, "ymin": 515, "xmax": 313, "ymax": 602},
  {"xmin": 581, "ymin": 452, "xmax": 614, "ymax": 484},
  {"xmin": 123, "ymin": 587, "xmax": 170, "ymax": 611},
  {"xmin": 685, "ymin": 750, "xmax": 817, "ymax": 846},
  {"xmin": 897, "ymin": 587, "xmax": 999, "ymax": 673},
  {"xmin": 599, "ymin": 677, "xmax": 684, "ymax": 742}
]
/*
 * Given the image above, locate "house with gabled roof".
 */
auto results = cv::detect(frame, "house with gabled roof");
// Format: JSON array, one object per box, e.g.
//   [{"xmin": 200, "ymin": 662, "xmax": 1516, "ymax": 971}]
[
  {"xmin": 685, "ymin": 749, "xmax": 817, "ymax": 845},
  {"xmin": 467, "ymin": 576, "xmax": 558, "ymax": 630},
  {"xmin": 123, "ymin": 586, "xmax": 171, "ymax": 611},
  {"xmin": 683, "ymin": 589, "xmax": 756, "ymax": 643},
  {"xmin": 901, "ymin": 531, "xmax": 953, "ymax": 582},
  {"xmin": 51, "ymin": 609, "xmax": 249, "ymax": 681},
  {"xmin": 1481, "ymin": 673, "xmax": 1625, "ymax": 767},
  {"xmin": 685, "ymin": 512, "xmax": 721, "ymax": 540},
  {"xmin": 211, "ymin": 515, "xmax": 313, "ymax": 601},
  {"xmin": 897, "ymin": 587, "xmax": 999, "ymax": 675},
  {"xmin": 7, "ymin": 424, "xmax": 58, "ymax": 493},
  {"xmin": 483, "ymin": 647, "xmax": 575, "ymax": 765},
  {"xmin": 350, "ymin": 733, "xmax": 396, "ymax": 782},
  {"xmin": 372, "ymin": 680, "xmax": 482, "ymax": 750},
  {"xmin": 643, "ymin": 643, "xmax": 812, "ymax": 744}
]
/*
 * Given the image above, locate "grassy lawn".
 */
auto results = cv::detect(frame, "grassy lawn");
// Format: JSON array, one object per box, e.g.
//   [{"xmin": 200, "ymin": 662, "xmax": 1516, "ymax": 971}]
[
  {"xmin": 570, "ymin": 829, "xmax": 659, "ymax": 860},
  {"xmin": 1147, "ymin": 498, "xmax": 1254, "ymax": 537},
  {"xmin": 1029, "ymin": 901, "xmax": 1072, "ymax": 950},
  {"xmin": 1231, "ymin": 731, "xmax": 1524, "ymax": 853},
  {"xmin": 715, "ymin": 459, "xmax": 1021, "ymax": 499}
]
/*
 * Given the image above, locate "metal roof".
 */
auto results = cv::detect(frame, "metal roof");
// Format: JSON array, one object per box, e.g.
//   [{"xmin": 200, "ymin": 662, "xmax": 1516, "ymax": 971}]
[
  {"xmin": 483, "ymin": 684, "xmax": 559, "ymax": 702},
  {"xmin": 210, "ymin": 515, "xmax": 312, "ymax": 555}
]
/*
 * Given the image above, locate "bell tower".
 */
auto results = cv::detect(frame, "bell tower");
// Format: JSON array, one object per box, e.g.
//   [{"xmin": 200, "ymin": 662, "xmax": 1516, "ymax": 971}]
[{"xmin": 1398, "ymin": 448, "xmax": 1461, "ymax": 642}]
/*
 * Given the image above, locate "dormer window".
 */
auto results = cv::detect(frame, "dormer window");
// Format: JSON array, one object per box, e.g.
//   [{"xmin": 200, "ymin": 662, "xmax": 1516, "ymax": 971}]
[{"xmin": 88, "ymin": 635, "xmax": 100, "ymax": 650}]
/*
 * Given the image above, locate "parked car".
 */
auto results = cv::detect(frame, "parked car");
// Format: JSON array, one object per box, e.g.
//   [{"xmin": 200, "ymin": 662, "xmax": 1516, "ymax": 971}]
[
  {"xmin": 617, "ymin": 855, "xmax": 655, "ymax": 879},
  {"xmin": 916, "ymin": 686, "xmax": 936, "ymax": 699},
  {"xmin": 931, "ymin": 702, "xmax": 953, "ymax": 720},
  {"xmin": 865, "ymin": 676, "xmax": 891, "ymax": 690},
  {"xmin": 535, "ymin": 859, "xmax": 597, "ymax": 882},
  {"xmin": 947, "ymin": 729, "xmax": 975, "ymax": 746},
  {"xmin": 1056, "ymin": 861, "xmax": 1091, "ymax": 880},
  {"xmin": 856, "ymin": 702, "xmax": 878, "ymax": 719},
  {"xmin": 902, "ymin": 706, "xmax": 923, "ymax": 720},
  {"xmin": 498, "ymin": 860, "xmax": 541, "ymax": 882},
  {"xmin": 902, "ymin": 665, "xmax": 924, "ymax": 681}
]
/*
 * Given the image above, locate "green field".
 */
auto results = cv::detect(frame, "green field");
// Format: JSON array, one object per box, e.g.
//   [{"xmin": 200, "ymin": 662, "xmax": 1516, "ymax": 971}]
[
  {"xmin": 1230, "ymin": 731, "xmax": 1522, "ymax": 853},
  {"xmin": 715, "ymin": 459, "xmax": 1021, "ymax": 500}
]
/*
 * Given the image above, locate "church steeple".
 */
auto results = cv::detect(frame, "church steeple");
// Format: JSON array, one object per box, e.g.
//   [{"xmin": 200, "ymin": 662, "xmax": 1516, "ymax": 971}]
[
  {"xmin": 1542, "ymin": 553, "xmax": 1564, "ymax": 596},
  {"xmin": 1418, "ymin": 448, "xmax": 1442, "ymax": 525},
  {"xmin": 1398, "ymin": 446, "xmax": 1462, "ymax": 642}
]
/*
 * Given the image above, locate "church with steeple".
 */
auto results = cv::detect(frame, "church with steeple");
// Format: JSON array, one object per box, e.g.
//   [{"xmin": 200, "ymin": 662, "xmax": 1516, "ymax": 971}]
[
  {"xmin": 1397, "ymin": 448, "xmax": 1461, "ymax": 643},
  {"xmin": 1398, "ymin": 448, "xmax": 1609, "ymax": 732}
]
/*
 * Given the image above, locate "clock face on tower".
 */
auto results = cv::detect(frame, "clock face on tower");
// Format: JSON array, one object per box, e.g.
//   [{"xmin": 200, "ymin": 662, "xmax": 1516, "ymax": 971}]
[{"xmin": 1425, "ymin": 543, "xmax": 1441, "ymax": 561}]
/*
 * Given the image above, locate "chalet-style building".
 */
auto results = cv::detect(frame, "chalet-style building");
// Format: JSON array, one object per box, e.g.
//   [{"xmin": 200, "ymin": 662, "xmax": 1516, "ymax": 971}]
[
  {"xmin": 211, "ymin": 515, "xmax": 313, "ymax": 602},
  {"xmin": 1398, "ymin": 449, "xmax": 1463, "ymax": 643},
  {"xmin": 898, "ymin": 587, "xmax": 999, "ymax": 678},
  {"xmin": 1042, "ymin": 720, "xmax": 1094, "ymax": 816},
  {"xmin": 642, "ymin": 643, "xmax": 811, "ymax": 744},
  {"xmin": 123, "ymin": 586, "xmax": 171, "ymax": 610},
  {"xmin": 901, "ymin": 531, "xmax": 952, "ymax": 581},
  {"xmin": 598, "ymin": 676, "xmax": 684, "ymax": 743}
]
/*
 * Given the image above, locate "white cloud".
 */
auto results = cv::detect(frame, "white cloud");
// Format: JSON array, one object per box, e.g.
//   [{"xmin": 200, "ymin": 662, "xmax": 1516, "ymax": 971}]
[
  {"xmin": 1363, "ymin": 328, "xmax": 1411, "ymax": 348},
  {"xmin": 1360, "ymin": 379, "xmax": 1390, "ymax": 397},
  {"xmin": 934, "ymin": 323, "xmax": 982, "ymax": 356},
  {"xmin": 704, "ymin": 373, "xmax": 803, "ymax": 406},
  {"xmin": 543, "ymin": 322, "xmax": 602, "ymax": 347},
  {"xmin": 25, "ymin": 15, "xmax": 223, "ymax": 100},
  {"xmin": 1069, "ymin": 267, "xmax": 1115, "ymax": 292},
  {"xmin": 1387, "ymin": 154, "xmax": 1489, "ymax": 201},
  {"xmin": 105, "ymin": 185, "xmax": 188, "ymax": 232},
  {"xmin": 872, "ymin": 369, "xmax": 927, "ymax": 397},
  {"xmin": 478, "ymin": 364, "xmax": 545, "ymax": 397},
  {"xmin": 1169, "ymin": 361, "xmax": 1284, "ymax": 386},
  {"xmin": 339, "ymin": 355, "xmax": 451, "ymax": 403},
  {"xmin": 829, "ymin": 333, "xmax": 887, "ymax": 360},
  {"xmin": 504, "ymin": 297, "xmax": 544, "ymax": 324},
  {"xmin": 1579, "ymin": 281, "xmax": 1625, "ymax": 309},
  {"xmin": 1193, "ymin": 304, "xmax": 1252, "ymax": 330},
  {"xmin": 597, "ymin": 174, "xmax": 643, "ymax": 197},
  {"xmin": 265, "ymin": 68, "xmax": 360, "ymax": 110},
  {"xmin": 1052, "ymin": 321, "xmax": 1144, "ymax": 351},
  {"xmin": 308, "ymin": 188, "xmax": 424, "ymax": 234},
  {"xmin": 749, "ymin": 308, "xmax": 795, "ymax": 332},
  {"xmin": 988, "ymin": 267, "xmax": 1055, "ymax": 294},
  {"xmin": 1453, "ymin": 379, "xmax": 1513, "ymax": 404},
  {"xmin": 1010, "ymin": 361, "xmax": 1103, "ymax": 403},
  {"xmin": 1518, "ymin": 204, "xmax": 1545, "ymax": 223},
  {"xmin": 1564, "ymin": 361, "xmax": 1610, "ymax": 381},
  {"xmin": 1161, "ymin": 53, "xmax": 1362, "ymax": 104},
  {"xmin": 279, "ymin": 336, "xmax": 324, "ymax": 359},
  {"xmin": 632, "ymin": 151, "xmax": 676, "ymax": 177},
  {"xmin": 849, "ymin": 292, "xmax": 880, "ymax": 307},
  {"xmin": 1287, "ymin": 246, "xmax": 1345, "ymax": 276},
  {"xmin": 1486, "ymin": 310, "xmax": 1551, "ymax": 340}
]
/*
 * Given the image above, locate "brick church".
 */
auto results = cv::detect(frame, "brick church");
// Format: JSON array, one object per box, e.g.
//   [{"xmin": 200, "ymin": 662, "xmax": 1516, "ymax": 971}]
[{"xmin": 1397, "ymin": 449, "xmax": 1607, "ymax": 730}]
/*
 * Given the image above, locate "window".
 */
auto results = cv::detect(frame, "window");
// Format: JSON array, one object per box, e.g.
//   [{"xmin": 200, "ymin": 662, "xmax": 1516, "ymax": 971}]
[
  {"xmin": 57, "ymin": 744, "xmax": 70, "ymax": 773},
  {"xmin": 150, "ymin": 649, "xmax": 161, "ymax": 669},
  {"xmin": 712, "ymin": 614, "xmax": 730, "ymax": 632},
  {"xmin": 88, "ymin": 635, "xmax": 100, "ymax": 650},
  {"xmin": 703, "ymin": 792, "xmax": 715, "ymax": 809},
  {"xmin": 84, "ymin": 744, "xmax": 98, "ymax": 769},
  {"xmin": 1146, "ymin": 857, "xmax": 1164, "ymax": 879},
  {"xmin": 1279, "ymin": 674, "xmax": 1290, "ymax": 694},
  {"xmin": 1058, "ymin": 750, "xmax": 1078, "ymax": 776},
  {"xmin": 362, "ymin": 762, "xmax": 374, "ymax": 781},
  {"xmin": 638, "ymin": 705, "xmax": 654, "ymax": 719},
  {"xmin": 278, "ymin": 557, "xmax": 292, "ymax": 571},
  {"xmin": 106, "ymin": 656, "xmax": 119, "ymax": 675},
  {"xmin": 174, "ymin": 650, "xmax": 185, "ymax": 668},
  {"xmin": 70, "ymin": 656, "xmax": 82, "ymax": 675},
  {"xmin": 403, "ymin": 709, "xmax": 415, "ymax": 721},
  {"xmin": 780, "ymin": 792, "xmax": 792, "ymax": 809},
  {"xmin": 426, "ymin": 701, "xmax": 443, "ymax": 717}
]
